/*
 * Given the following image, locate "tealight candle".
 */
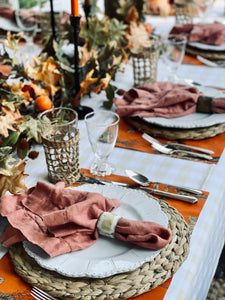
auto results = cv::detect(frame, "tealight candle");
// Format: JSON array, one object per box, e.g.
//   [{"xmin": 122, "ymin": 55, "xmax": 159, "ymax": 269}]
[{"xmin": 71, "ymin": 0, "xmax": 79, "ymax": 16}]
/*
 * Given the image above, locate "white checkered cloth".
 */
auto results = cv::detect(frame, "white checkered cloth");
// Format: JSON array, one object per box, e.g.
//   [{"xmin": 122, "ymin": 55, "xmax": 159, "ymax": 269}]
[{"xmin": 1, "ymin": 1, "xmax": 225, "ymax": 297}]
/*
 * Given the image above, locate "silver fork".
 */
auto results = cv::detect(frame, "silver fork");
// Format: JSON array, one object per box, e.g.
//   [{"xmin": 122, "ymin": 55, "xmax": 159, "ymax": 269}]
[
  {"xmin": 142, "ymin": 133, "xmax": 214, "ymax": 155},
  {"xmin": 31, "ymin": 286, "xmax": 58, "ymax": 300},
  {"xmin": 152, "ymin": 140, "xmax": 213, "ymax": 161}
]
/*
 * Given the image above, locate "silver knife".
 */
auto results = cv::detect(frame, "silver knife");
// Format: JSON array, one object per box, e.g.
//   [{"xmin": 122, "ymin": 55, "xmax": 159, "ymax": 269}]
[
  {"xmin": 142, "ymin": 133, "xmax": 214, "ymax": 155},
  {"xmin": 99, "ymin": 180, "xmax": 198, "ymax": 204}
]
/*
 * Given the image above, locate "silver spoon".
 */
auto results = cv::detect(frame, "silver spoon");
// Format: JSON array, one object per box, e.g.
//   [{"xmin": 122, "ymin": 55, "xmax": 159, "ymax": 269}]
[{"xmin": 125, "ymin": 169, "xmax": 202, "ymax": 195}]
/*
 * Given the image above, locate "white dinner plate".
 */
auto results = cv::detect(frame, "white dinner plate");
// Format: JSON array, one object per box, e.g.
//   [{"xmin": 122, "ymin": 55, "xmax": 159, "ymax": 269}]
[
  {"xmin": 23, "ymin": 184, "xmax": 168, "ymax": 278},
  {"xmin": 188, "ymin": 41, "xmax": 225, "ymax": 51},
  {"xmin": 143, "ymin": 86, "xmax": 225, "ymax": 129}
]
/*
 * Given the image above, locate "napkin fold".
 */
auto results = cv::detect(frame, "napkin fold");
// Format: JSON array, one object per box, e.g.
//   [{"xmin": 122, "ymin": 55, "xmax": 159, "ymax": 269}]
[
  {"xmin": 170, "ymin": 23, "xmax": 225, "ymax": 46},
  {"xmin": 113, "ymin": 82, "xmax": 225, "ymax": 118},
  {"xmin": 0, "ymin": 181, "xmax": 171, "ymax": 257}
]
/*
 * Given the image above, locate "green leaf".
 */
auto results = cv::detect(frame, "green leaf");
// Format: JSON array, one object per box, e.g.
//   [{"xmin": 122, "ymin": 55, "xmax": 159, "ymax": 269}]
[
  {"xmin": 106, "ymin": 84, "xmax": 117, "ymax": 101},
  {"xmin": 18, "ymin": 115, "xmax": 43, "ymax": 143},
  {"xmin": 0, "ymin": 147, "xmax": 16, "ymax": 176},
  {"xmin": 103, "ymin": 84, "xmax": 117, "ymax": 109},
  {"xmin": 1, "ymin": 131, "xmax": 19, "ymax": 147}
]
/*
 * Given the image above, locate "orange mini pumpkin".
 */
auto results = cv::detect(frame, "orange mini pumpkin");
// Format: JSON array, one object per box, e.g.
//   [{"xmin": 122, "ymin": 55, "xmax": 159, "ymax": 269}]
[{"xmin": 35, "ymin": 95, "xmax": 52, "ymax": 112}]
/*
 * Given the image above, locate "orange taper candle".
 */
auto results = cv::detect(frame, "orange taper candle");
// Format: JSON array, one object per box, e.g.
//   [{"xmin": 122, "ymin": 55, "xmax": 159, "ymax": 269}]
[{"xmin": 71, "ymin": 0, "xmax": 79, "ymax": 16}]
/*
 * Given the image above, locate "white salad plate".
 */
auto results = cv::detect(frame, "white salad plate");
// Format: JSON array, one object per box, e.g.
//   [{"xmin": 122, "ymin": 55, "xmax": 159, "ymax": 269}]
[
  {"xmin": 143, "ymin": 86, "xmax": 225, "ymax": 129},
  {"xmin": 23, "ymin": 184, "xmax": 168, "ymax": 278},
  {"xmin": 188, "ymin": 41, "xmax": 225, "ymax": 51}
]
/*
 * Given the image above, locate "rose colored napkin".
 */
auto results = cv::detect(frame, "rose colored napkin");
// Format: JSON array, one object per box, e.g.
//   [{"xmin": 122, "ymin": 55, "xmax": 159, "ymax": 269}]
[
  {"xmin": 113, "ymin": 82, "xmax": 225, "ymax": 118},
  {"xmin": 170, "ymin": 23, "xmax": 225, "ymax": 46},
  {"xmin": 0, "ymin": 6, "xmax": 15, "ymax": 20},
  {"xmin": 0, "ymin": 181, "xmax": 171, "ymax": 257}
]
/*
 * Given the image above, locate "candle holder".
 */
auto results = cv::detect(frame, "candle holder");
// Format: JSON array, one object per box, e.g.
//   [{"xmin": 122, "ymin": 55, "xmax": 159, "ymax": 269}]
[
  {"xmin": 50, "ymin": 0, "xmax": 56, "ymax": 39},
  {"xmin": 70, "ymin": 15, "xmax": 93, "ymax": 120},
  {"xmin": 84, "ymin": 4, "xmax": 91, "ymax": 28}
]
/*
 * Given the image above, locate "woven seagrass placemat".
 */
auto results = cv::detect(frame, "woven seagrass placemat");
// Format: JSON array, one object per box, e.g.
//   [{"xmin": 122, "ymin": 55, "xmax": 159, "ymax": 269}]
[
  {"xmin": 9, "ymin": 197, "xmax": 191, "ymax": 300},
  {"xmin": 186, "ymin": 45, "xmax": 225, "ymax": 60},
  {"xmin": 124, "ymin": 116, "xmax": 225, "ymax": 140}
]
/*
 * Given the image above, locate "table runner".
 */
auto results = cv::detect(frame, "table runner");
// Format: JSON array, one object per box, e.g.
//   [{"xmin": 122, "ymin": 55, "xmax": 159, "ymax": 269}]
[{"xmin": 0, "ymin": 171, "xmax": 206, "ymax": 300}]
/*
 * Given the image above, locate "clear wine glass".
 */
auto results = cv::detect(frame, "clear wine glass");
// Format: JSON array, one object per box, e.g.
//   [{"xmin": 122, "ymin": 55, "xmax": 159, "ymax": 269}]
[
  {"xmin": 85, "ymin": 110, "xmax": 120, "ymax": 176},
  {"xmin": 196, "ymin": 0, "xmax": 214, "ymax": 20},
  {"xmin": 161, "ymin": 34, "xmax": 187, "ymax": 83},
  {"xmin": 14, "ymin": 8, "xmax": 39, "ymax": 53}
]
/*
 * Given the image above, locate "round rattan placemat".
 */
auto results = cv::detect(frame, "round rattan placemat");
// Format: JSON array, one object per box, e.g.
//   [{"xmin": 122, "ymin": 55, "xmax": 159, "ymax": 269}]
[
  {"xmin": 124, "ymin": 116, "xmax": 225, "ymax": 140},
  {"xmin": 186, "ymin": 45, "xmax": 225, "ymax": 60},
  {"xmin": 9, "ymin": 197, "xmax": 191, "ymax": 300}
]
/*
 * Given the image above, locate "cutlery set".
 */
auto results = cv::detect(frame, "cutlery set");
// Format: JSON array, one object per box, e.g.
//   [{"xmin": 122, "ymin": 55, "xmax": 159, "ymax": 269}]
[
  {"xmin": 142, "ymin": 133, "xmax": 214, "ymax": 160},
  {"xmin": 97, "ymin": 133, "xmax": 212, "ymax": 204}
]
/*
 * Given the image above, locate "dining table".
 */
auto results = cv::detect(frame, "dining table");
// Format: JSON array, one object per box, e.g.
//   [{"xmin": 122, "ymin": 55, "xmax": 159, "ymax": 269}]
[{"xmin": 1, "ymin": 0, "xmax": 225, "ymax": 299}]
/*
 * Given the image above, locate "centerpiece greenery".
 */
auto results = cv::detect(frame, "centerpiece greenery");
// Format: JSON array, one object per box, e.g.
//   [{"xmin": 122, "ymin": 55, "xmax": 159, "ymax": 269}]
[{"xmin": 0, "ymin": 2, "xmax": 152, "ymax": 196}]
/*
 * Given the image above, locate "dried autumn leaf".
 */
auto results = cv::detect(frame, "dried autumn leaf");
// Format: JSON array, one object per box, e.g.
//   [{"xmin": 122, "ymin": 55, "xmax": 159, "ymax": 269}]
[
  {"xmin": 0, "ymin": 146, "xmax": 16, "ymax": 176},
  {"xmin": 29, "ymin": 82, "xmax": 50, "ymax": 97},
  {"xmin": 91, "ymin": 73, "xmax": 112, "ymax": 93},
  {"xmin": 18, "ymin": 115, "xmax": 43, "ymax": 143},
  {"xmin": 79, "ymin": 43, "xmax": 98, "ymax": 67},
  {"xmin": 0, "ymin": 159, "xmax": 28, "ymax": 196},
  {"xmin": 125, "ymin": 6, "xmax": 139, "ymax": 23},
  {"xmin": 26, "ymin": 57, "xmax": 62, "ymax": 97},
  {"xmin": 0, "ymin": 107, "xmax": 23, "ymax": 137},
  {"xmin": 10, "ymin": 82, "xmax": 33, "ymax": 106},
  {"xmin": 71, "ymin": 69, "xmax": 98, "ymax": 105}
]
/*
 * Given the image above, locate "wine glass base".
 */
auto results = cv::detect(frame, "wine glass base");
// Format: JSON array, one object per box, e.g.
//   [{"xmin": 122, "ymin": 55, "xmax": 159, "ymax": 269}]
[
  {"xmin": 73, "ymin": 105, "xmax": 93, "ymax": 120},
  {"xmin": 90, "ymin": 160, "xmax": 115, "ymax": 177}
]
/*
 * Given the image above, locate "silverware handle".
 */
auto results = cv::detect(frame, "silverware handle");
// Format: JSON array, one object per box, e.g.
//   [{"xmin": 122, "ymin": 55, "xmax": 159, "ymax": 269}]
[
  {"xmin": 171, "ymin": 143, "xmax": 214, "ymax": 155},
  {"xmin": 174, "ymin": 149, "xmax": 213, "ymax": 161},
  {"xmin": 98, "ymin": 180, "xmax": 198, "ymax": 204},
  {"xmin": 153, "ymin": 182, "xmax": 202, "ymax": 195},
  {"xmin": 143, "ymin": 188, "xmax": 198, "ymax": 204}
]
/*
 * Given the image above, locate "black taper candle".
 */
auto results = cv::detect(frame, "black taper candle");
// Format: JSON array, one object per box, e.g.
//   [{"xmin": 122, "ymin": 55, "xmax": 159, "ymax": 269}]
[
  {"xmin": 70, "ymin": 15, "xmax": 81, "ymax": 95},
  {"xmin": 50, "ymin": 0, "xmax": 56, "ymax": 39},
  {"xmin": 70, "ymin": 15, "xmax": 93, "ymax": 119},
  {"xmin": 84, "ymin": 4, "xmax": 91, "ymax": 28}
]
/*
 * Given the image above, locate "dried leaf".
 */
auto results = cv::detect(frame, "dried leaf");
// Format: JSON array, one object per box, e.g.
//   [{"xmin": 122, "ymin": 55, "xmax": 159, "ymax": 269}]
[
  {"xmin": 79, "ymin": 43, "xmax": 98, "ymax": 67},
  {"xmin": 125, "ymin": 6, "xmax": 139, "ymax": 23},
  {"xmin": 18, "ymin": 115, "xmax": 43, "ymax": 143},
  {"xmin": 71, "ymin": 69, "xmax": 98, "ymax": 105},
  {"xmin": 0, "ymin": 107, "xmax": 23, "ymax": 137},
  {"xmin": 0, "ymin": 160, "xmax": 28, "ymax": 196},
  {"xmin": 0, "ymin": 147, "xmax": 16, "ymax": 176},
  {"xmin": 26, "ymin": 57, "xmax": 61, "ymax": 96}
]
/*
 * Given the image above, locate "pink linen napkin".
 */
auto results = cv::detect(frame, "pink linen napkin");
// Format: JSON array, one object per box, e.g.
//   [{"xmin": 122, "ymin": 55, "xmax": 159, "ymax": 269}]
[
  {"xmin": 113, "ymin": 82, "xmax": 225, "ymax": 118},
  {"xmin": 0, "ymin": 181, "xmax": 172, "ymax": 257},
  {"xmin": 0, "ymin": 6, "xmax": 14, "ymax": 20},
  {"xmin": 170, "ymin": 23, "xmax": 225, "ymax": 46}
]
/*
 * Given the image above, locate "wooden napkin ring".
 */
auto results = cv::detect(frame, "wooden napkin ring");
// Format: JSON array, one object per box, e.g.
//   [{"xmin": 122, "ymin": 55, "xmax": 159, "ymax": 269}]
[
  {"xmin": 196, "ymin": 95, "xmax": 213, "ymax": 113},
  {"xmin": 97, "ymin": 212, "xmax": 121, "ymax": 238}
]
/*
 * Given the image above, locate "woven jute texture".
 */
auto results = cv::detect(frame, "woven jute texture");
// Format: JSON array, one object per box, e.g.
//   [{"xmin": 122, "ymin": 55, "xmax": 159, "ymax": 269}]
[
  {"xmin": 42, "ymin": 129, "xmax": 80, "ymax": 184},
  {"xmin": 186, "ymin": 45, "xmax": 225, "ymax": 60},
  {"xmin": 9, "ymin": 197, "xmax": 191, "ymax": 300},
  {"xmin": 124, "ymin": 116, "xmax": 225, "ymax": 140},
  {"xmin": 175, "ymin": 3, "xmax": 195, "ymax": 24},
  {"xmin": 131, "ymin": 50, "xmax": 159, "ymax": 86}
]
